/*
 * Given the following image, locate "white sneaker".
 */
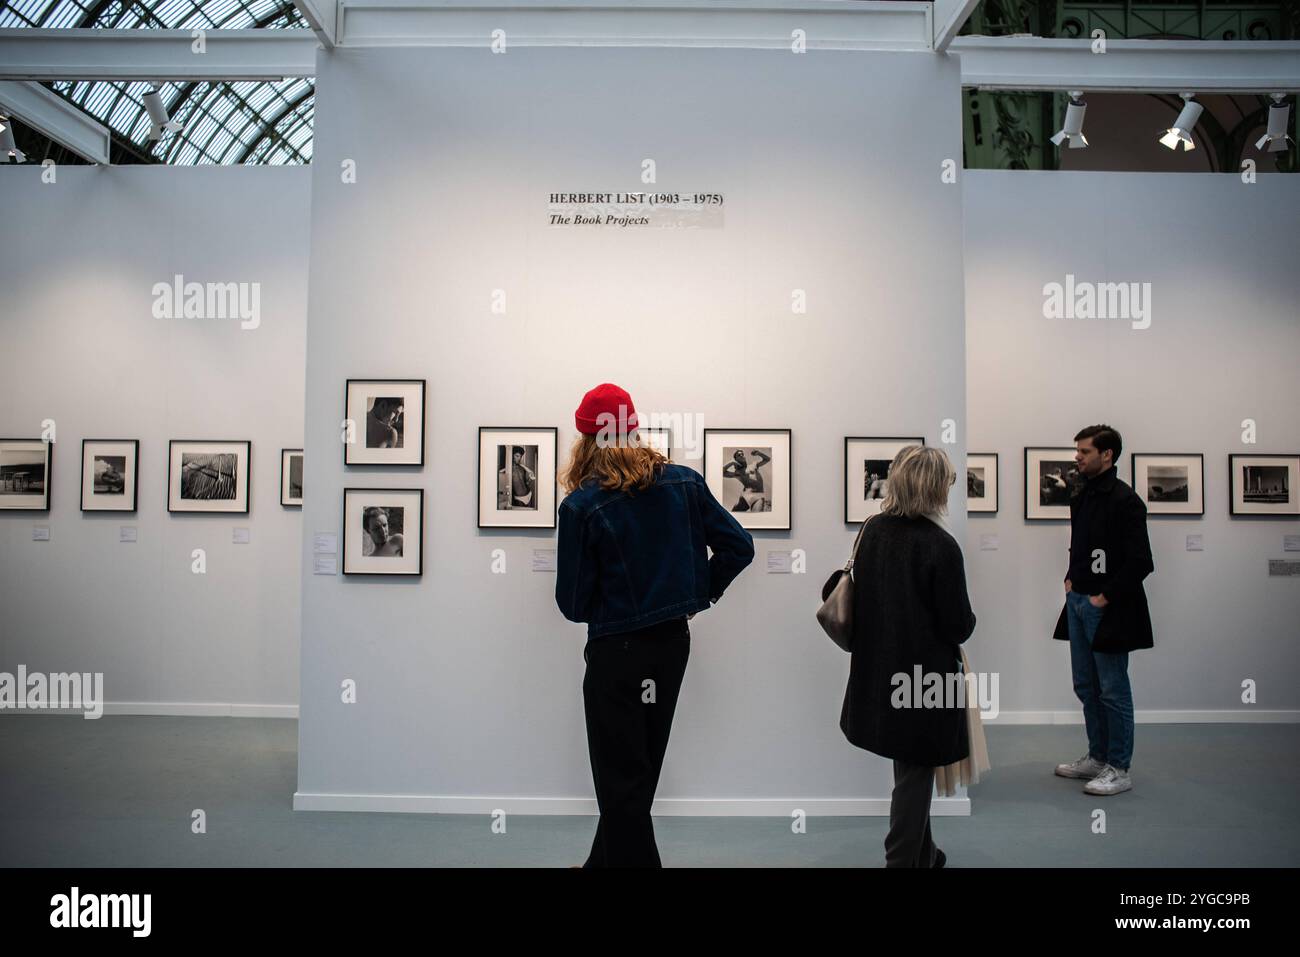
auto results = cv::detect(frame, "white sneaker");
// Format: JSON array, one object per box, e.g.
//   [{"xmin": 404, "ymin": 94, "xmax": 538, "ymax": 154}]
[
  {"xmin": 1083, "ymin": 764, "xmax": 1132, "ymax": 796},
  {"xmin": 1054, "ymin": 754, "xmax": 1106, "ymax": 780}
]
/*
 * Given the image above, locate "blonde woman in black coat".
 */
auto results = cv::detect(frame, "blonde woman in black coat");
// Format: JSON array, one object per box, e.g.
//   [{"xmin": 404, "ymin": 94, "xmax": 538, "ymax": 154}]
[{"xmin": 840, "ymin": 446, "xmax": 977, "ymax": 868}]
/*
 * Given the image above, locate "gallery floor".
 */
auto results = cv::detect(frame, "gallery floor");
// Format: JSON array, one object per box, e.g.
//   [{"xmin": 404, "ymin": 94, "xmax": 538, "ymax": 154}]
[{"xmin": 1, "ymin": 717, "xmax": 1295, "ymax": 868}]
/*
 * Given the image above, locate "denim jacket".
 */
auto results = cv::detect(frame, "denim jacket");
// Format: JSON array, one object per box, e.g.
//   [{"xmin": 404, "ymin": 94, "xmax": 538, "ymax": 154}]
[{"xmin": 556, "ymin": 463, "xmax": 755, "ymax": 639}]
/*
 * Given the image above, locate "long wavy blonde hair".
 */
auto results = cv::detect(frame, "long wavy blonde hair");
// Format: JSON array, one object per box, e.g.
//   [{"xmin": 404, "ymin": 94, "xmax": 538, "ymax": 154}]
[{"xmin": 560, "ymin": 431, "xmax": 667, "ymax": 494}]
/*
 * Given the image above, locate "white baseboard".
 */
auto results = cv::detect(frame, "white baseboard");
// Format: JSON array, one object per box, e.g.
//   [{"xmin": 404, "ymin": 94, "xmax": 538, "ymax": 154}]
[
  {"xmin": 7, "ymin": 702, "xmax": 1289, "ymax": 722},
  {"xmin": 987, "ymin": 709, "xmax": 1300, "ymax": 724},
  {"xmin": 6, "ymin": 705, "xmax": 1292, "ymax": 726},
  {"xmin": 0, "ymin": 702, "xmax": 299, "ymax": 719},
  {"xmin": 291, "ymin": 792, "xmax": 971, "ymax": 817}
]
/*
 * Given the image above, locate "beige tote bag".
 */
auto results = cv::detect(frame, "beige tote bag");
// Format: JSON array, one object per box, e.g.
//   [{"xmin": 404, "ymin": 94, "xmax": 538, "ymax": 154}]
[{"xmin": 934, "ymin": 646, "xmax": 992, "ymax": 797}]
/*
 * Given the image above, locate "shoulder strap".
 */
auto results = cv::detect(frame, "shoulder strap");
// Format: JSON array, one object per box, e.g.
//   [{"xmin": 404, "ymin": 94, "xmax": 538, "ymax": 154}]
[{"xmin": 844, "ymin": 513, "xmax": 875, "ymax": 572}]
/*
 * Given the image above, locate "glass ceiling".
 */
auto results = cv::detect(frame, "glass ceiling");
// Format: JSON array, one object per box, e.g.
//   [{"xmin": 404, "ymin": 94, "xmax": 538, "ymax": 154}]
[{"xmin": 0, "ymin": 1, "xmax": 314, "ymax": 164}]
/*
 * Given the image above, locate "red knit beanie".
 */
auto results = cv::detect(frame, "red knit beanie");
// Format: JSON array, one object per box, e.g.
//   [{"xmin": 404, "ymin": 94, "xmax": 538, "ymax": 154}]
[{"xmin": 575, "ymin": 383, "xmax": 638, "ymax": 435}]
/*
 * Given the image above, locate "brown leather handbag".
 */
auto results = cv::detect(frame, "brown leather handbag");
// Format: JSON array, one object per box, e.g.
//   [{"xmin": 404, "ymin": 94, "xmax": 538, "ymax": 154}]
[{"xmin": 816, "ymin": 515, "xmax": 873, "ymax": 652}]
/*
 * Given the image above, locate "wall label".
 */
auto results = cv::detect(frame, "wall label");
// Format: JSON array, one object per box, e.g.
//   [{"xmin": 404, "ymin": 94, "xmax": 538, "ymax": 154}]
[
  {"xmin": 548, "ymin": 191, "xmax": 724, "ymax": 228},
  {"xmin": 766, "ymin": 550, "xmax": 793, "ymax": 573}
]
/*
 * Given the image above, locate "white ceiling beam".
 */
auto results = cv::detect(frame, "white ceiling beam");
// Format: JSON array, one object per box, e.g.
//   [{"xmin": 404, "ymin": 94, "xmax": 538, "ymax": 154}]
[
  {"xmin": 953, "ymin": 36, "xmax": 1300, "ymax": 93},
  {"xmin": 0, "ymin": 80, "xmax": 111, "ymax": 164},
  {"xmin": 0, "ymin": 29, "xmax": 319, "ymax": 82},
  {"xmin": 931, "ymin": 0, "xmax": 980, "ymax": 53},
  {"xmin": 293, "ymin": 1, "xmax": 339, "ymax": 48},
  {"xmin": 334, "ymin": 0, "xmax": 933, "ymax": 50}
]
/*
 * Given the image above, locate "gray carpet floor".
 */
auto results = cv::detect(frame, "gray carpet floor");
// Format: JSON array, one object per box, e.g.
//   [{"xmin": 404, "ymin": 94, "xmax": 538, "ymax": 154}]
[{"xmin": 2, "ymin": 716, "xmax": 1296, "ymax": 867}]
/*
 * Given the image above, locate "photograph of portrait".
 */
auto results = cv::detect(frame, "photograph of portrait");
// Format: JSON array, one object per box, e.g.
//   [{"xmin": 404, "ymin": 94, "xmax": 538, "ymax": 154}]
[
  {"xmin": 844, "ymin": 437, "xmax": 924, "ymax": 524},
  {"xmin": 0, "ymin": 438, "xmax": 52, "ymax": 511},
  {"xmin": 281, "ymin": 449, "xmax": 303, "ymax": 507},
  {"xmin": 1024, "ymin": 447, "xmax": 1080, "ymax": 521},
  {"xmin": 167, "ymin": 440, "xmax": 250, "ymax": 514},
  {"xmin": 1132, "ymin": 453, "xmax": 1203, "ymax": 516},
  {"xmin": 497, "ymin": 444, "xmax": 539, "ymax": 511},
  {"xmin": 478, "ymin": 427, "xmax": 557, "ymax": 528},
  {"xmin": 967, "ymin": 452, "xmax": 998, "ymax": 514},
  {"xmin": 81, "ymin": 439, "xmax": 139, "ymax": 512},
  {"xmin": 344, "ymin": 379, "xmax": 426, "ymax": 466},
  {"xmin": 1229, "ymin": 454, "xmax": 1300, "ymax": 517},
  {"xmin": 724, "ymin": 446, "xmax": 772, "ymax": 513},
  {"xmin": 343, "ymin": 487, "xmax": 423, "ymax": 575},
  {"xmin": 705, "ymin": 429, "xmax": 791, "ymax": 530}
]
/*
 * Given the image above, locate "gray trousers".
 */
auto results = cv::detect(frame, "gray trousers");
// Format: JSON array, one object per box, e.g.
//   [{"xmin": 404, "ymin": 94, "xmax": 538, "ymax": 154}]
[{"xmin": 885, "ymin": 759, "xmax": 939, "ymax": 868}]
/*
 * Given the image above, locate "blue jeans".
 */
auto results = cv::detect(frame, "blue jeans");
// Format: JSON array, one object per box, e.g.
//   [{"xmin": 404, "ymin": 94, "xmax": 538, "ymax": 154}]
[{"xmin": 1066, "ymin": 590, "xmax": 1134, "ymax": 770}]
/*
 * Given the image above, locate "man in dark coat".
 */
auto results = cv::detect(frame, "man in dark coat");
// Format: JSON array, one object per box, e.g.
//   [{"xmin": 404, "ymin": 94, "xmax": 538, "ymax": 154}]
[{"xmin": 1052, "ymin": 425, "xmax": 1153, "ymax": 796}]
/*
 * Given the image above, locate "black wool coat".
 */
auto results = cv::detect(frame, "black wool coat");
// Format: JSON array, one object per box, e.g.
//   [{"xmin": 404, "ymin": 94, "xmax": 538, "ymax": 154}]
[
  {"xmin": 839, "ymin": 515, "xmax": 977, "ymax": 767},
  {"xmin": 1051, "ymin": 469, "xmax": 1156, "ymax": 654}
]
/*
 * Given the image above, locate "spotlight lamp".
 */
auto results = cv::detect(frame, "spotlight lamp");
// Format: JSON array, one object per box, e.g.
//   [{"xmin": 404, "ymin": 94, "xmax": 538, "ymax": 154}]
[
  {"xmin": 1256, "ymin": 94, "xmax": 1294, "ymax": 153},
  {"xmin": 1159, "ymin": 93, "xmax": 1202, "ymax": 151},
  {"xmin": 1051, "ymin": 91, "xmax": 1089, "ymax": 149},
  {"xmin": 143, "ymin": 87, "xmax": 183, "ymax": 141}
]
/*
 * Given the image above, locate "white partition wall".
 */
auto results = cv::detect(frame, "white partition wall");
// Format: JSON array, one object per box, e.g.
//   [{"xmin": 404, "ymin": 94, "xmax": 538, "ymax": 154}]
[
  {"xmin": 296, "ymin": 44, "xmax": 969, "ymax": 814},
  {"xmin": 0, "ymin": 166, "xmax": 310, "ymax": 714},
  {"xmin": 964, "ymin": 170, "xmax": 1300, "ymax": 722}
]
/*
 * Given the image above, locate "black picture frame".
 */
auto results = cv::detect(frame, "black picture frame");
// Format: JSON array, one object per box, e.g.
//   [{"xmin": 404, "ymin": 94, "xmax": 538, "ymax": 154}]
[
  {"xmin": 967, "ymin": 451, "xmax": 998, "ymax": 515},
  {"xmin": 344, "ymin": 378, "xmax": 427, "ymax": 467},
  {"xmin": 343, "ymin": 487, "xmax": 425, "ymax": 576},
  {"xmin": 1228, "ymin": 453, "xmax": 1300, "ymax": 517},
  {"xmin": 705, "ymin": 428, "xmax": 793, "ymax": 531},
  {"xmin": 80, "ymin": 439, "xmax": 139, "ymax": 513},
  {"xmin": 477, "ymin": 426, "xmax": 559, "ymax": 529},
  {"xmin": 0, "ymin": 438, "xmax": 52, "ymax": 512},
  {"xmin": 167, "ymin": 440, "xmax": 251, "ymax": 514},
  {"xmin": 1024, "ymin": 446, "xmax": 1079, "ymax": 521},
  {"xmin": 1131, "ymin": 452, "xmax": 1204, "ymax": 516},
  {"xmin": 843, "ymin": 435, "xmax": 925, "ymax": 525},
  {"xmin": 281, "ymin": 448, "xmax": 303, "ymax": 508}
]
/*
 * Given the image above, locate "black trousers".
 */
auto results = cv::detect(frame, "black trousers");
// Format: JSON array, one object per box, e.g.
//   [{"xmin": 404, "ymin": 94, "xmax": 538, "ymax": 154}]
[
  {"xmin": 885, "ymin": 759, "xmax": 940, "ymax": 868},
  {"xmin": 582, "ymin": 618, "xmax": 690, "ymax": 868}
]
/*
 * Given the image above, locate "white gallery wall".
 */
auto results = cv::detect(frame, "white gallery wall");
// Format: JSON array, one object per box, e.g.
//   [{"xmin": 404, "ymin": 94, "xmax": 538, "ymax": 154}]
[
  {"xmin": 964, "ymin": 170, "xmax": 1300, "ymax": 720},
  {"xmin": 0, "ymin": 165, "xmax": 310, "ymax": 714},
  {"xmin": 297, "ymin": 46, "xmax": 968, "ymax": 814}
]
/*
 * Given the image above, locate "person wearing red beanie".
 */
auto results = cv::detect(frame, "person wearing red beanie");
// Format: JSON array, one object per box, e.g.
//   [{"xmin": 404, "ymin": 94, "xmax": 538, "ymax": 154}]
[
  {"xmin": 573, "ymin": 382, "xmax": 639, "ymax": 442},
  {"xmin": 556, "ymin": 383, "xmax": 755, "ymax": 867}
]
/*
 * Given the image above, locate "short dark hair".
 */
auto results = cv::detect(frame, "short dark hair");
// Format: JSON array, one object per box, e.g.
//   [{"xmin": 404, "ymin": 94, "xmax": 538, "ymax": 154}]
[
  {"xmin": 512, "ymin": 446, "xmax": 524, "ymax": 457},
  {"xmin": 1074, "ymin": 424, "xmax": 1122, "ymax": 463}
]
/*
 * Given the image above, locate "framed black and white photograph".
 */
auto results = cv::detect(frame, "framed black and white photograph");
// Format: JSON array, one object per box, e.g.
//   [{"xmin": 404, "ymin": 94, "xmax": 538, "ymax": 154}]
[
  {"xmin": 167, "ymin": 440, "xmax": 251, "ymax": 514},
  {"xmin": 844, "ymin": 436, "xmax": 925, "ymax": 524},
  {"xmin": 343, "ymin": 487, "xmax": 424, "ymax": 576},
  {"xmin": 967, "ymin": 452, "xmax": 999, "ymax": 514},
  {"xmin": 638, "ymin": 427, "xmax": 672, "ymax": 461},
  {"xmin": 1025, "ymin": 447, "xmax": 1081, "ymax": 521},
  {"xmin": 478, "ymin": 427, "xmax": 558, "ymax": 528},
  {"xmin": 705, "ymin": 429, "xmax": 792, "ymax": 530},
  {"xmin": 1132, "ymin": 453, "xmax": 1203, "ymax": 516},
  {"xmin": 81, "ymin": 439, "xmax": 138, "ymax": 512},
  {"xmin": 344, "ymin": 378, "xmax": 426, "ymax": 466},
  {"xmin": 281, "ymin": 449, "xmax": 303, "ymax": 507},
  {"xmin": 0, "ymin": 438, "xmax": 52, "ymax": 511},
  {"xmin": 1229, "ymin": 454, "xmax": 1299, "ymax": 517}
]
